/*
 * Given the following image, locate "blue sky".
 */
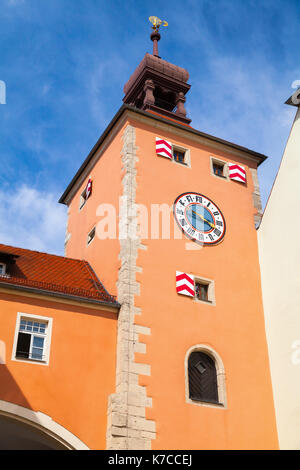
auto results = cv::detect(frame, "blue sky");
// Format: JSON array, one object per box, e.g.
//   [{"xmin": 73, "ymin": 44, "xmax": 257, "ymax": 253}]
[{"xmin": 0, "ymin": 0, "xmax": 299, "ymax": 255}]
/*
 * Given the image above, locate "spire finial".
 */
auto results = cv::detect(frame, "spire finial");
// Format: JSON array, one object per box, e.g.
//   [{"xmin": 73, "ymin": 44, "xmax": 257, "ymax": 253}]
[{"xmin": 149, "ymin": 16, "xmax": 168, "ymax": 57}]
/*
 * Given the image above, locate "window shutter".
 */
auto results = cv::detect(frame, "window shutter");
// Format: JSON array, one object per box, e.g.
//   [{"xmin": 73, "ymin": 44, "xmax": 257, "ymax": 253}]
[
  {"xmin": 176, "ymin": 271, "xmax": 195, "ymax": 297},
  {"xmin": 228, "ymin": 163, "xmax": 246, "ymax": 183},
  {"xmin": 156, "ymin": 137, "xmax": 173, "ymax": 159},
  {"xmin": 188, "ymin": 351, "xmax": 219, "ymax": 403},
  {"xmin": 85, "ymin": 178, "xmax": 92, "ymax": 199}
]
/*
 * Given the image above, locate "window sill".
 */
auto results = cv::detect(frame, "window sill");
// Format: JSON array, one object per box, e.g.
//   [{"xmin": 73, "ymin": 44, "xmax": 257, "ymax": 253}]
[
  {"xmin": 190, "ymin": 397, "xmax": 221, "ymax": 405},
  {"xmin": 16, "ymin": 356, "xmax": 45, "ymax": 362},
  {"xmin": 173, "ymin": 160, "xmax": 189, "ymax": 168},
  {"xmin": 13, "ymin": 357, "xmax": 48, "ymax": 366},
  {"xmin": 211, "ymin": 172, "xmax": 229, "ymax": 182},
  {"xmin": 187, "ymin": 397, "xmax": 224, "ymax": 409},
  {"xmin": 194, "ymin": 298, "xmax": 215, "ymax": 306}
]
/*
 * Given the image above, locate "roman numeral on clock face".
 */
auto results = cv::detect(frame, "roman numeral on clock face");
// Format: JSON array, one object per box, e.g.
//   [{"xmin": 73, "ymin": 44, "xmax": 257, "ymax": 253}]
[{"xmin": 174, "ymin": 192, "xmax": 226, "ymax": 245}]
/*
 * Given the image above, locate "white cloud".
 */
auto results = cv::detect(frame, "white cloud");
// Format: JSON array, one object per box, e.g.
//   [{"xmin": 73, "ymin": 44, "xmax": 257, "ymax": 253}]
[{"xmin": 0, "ymin": 185, "xmax": 67, "ymax": 255}]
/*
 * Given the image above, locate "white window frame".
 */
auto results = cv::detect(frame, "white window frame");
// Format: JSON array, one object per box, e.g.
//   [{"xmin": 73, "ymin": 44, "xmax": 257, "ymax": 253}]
[
  {"xmin": 0, "ymin": 263, "xmax": 6, "ymax": 275},
  {"xmin": 11, "ymin": 313, "xmax": 53, "ymax": 366},
  {"xmin": 210, "ymin": 156, "xmax": 229, "ymax": 181}
]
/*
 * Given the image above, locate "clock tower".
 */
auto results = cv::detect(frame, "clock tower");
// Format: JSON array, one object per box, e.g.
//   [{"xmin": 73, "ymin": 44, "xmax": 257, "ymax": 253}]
[{"xmin": 59, "ymin": 21, "xmax": 278, "ymax": 450}]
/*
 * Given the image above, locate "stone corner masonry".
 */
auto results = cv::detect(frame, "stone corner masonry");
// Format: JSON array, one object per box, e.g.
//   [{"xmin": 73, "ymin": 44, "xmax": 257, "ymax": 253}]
[{"xmin": 106, "ymin": 125, "xmax": 156, "ymax": 450}]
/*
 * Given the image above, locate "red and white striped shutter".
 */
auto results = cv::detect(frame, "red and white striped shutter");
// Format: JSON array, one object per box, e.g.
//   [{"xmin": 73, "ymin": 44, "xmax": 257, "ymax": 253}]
[
  {"xmin": 85, "ymin": 178, "xmax": 92, "ymax": 199},
  {"xmin": 176, "ymin": 271, "xmax": 195, "ymax": 297},
  {"xmin": 156, "ymin": 137, "xmax": 173, "ymax": 160},
  {"xmin": 228, "ymin": 163, "xmax": 246, "ymax": 184}
]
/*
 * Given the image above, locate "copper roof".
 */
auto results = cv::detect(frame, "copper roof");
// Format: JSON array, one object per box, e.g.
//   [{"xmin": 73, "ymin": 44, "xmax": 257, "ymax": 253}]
[{"xmin": 123, "ymin": 53, "xmax": 190, "ymax": 95}]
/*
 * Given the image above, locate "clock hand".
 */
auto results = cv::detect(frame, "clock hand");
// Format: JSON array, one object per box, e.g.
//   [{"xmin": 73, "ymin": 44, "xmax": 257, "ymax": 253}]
[{"xmin": 191, "ymin": 210, "xmax": 216, "ymax": 229}]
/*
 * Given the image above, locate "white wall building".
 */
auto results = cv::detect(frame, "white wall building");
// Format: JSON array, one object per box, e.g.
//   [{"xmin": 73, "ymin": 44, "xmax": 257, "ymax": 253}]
[{"xmin": 258, "ymin": 90, "xmax": 300, "ymax": 449}]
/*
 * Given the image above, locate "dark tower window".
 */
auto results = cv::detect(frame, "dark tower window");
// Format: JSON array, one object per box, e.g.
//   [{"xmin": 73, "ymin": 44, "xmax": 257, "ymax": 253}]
[
  {"xmin": 153, "ymin": 87, "xmax": 176, "ymax": 112},
  {"xmin": 213, "ymin": 163, "xmax": 225, "ymax": 177},
  {"xmin": 195, "ymin": 282, "xmax": 209, "ymax": 301},
  {"xmin": 173, "ymin": 149, "xmax": 186, "ymax": 165},
  {"xmin": 188, "ymin": 351, "xmax": 219, "ymax": 404}
]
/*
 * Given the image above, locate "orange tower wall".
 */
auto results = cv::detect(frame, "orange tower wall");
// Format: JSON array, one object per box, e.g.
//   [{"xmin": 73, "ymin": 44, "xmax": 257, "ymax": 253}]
[
  {"xmin": 132, "ymin": 117, "xmax": 278, "ymax": 449},
  {"xmin": 65, "ymin": 112, "xmax": 278, "ymax": 449}
]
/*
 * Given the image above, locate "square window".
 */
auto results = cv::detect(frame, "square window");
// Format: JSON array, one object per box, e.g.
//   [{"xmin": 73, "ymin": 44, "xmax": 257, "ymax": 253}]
[
  {"xmin": 194, "ymin": 277, "xmax": 215, "ymax": 305},
  {"xmin": 13, "ymin": 314, "xmax": 52, "ymax": 365},
  {"xmin": 79, "ymin": 189, "xmax": 88, "ymax": 210},
  {"xmin": 172, "ymin": 145, "xmax": 190, "ymax": 166},
  {"xmin": 173, "ymin": 149, "xmax": 186, "ymax": 165},
  {"xmin": 213, "ymin": 163, "xmax": 225, "ymax": 177},
  {"xmin": 211, "ymin": 157, "xmax": 228, "ymax": 180},
  {"xmin": 195, "ymin": 282, "xmax": 209, "ymax": 302},
  {"xmin": 87, "ymin": 227, "xmax": 96, "ymax": 245},
  {"xmin": 79, "ymin": 179, "xmax": 92, "ymax": 210}
]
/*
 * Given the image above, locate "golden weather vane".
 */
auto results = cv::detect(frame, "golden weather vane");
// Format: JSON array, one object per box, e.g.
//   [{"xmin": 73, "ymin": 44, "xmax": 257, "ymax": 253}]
[{"xmin": 149, "ymin": 16, "xmax": 168, "ymax": 32}]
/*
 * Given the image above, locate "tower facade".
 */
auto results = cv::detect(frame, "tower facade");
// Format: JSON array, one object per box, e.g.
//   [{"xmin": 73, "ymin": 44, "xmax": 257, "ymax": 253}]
[{"xmin": 60, "ymin": 29, "xmax": 278, "ymax": 450}]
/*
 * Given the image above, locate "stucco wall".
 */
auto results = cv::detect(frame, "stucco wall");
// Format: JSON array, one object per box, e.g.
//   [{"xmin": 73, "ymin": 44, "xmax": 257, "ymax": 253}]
[
  {"xmin": 130, "ymin": 114, "xmax": 278, "ymax": 449},
  {"xmin": 258, "ymin": 107, "xmax": 300, "ymax": 449},
  {"xmin": 0, "ymin": 290, "xmax": 117, "ymax": 449}
]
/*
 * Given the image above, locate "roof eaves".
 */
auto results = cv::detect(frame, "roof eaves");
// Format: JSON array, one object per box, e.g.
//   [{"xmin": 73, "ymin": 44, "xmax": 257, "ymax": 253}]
[
  {"xmin": 59, "ymin": 104, "xmax": 269, "ymax": 205},
  {"xmin": 0, "ymin": 281, "xmax": 120, "ymax": 309}
]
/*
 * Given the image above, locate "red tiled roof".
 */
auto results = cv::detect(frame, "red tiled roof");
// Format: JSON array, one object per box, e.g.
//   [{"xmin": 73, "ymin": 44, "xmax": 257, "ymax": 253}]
[{"xmin": 0, "ymin": 244, "xmax": 118, "ymax": 307}]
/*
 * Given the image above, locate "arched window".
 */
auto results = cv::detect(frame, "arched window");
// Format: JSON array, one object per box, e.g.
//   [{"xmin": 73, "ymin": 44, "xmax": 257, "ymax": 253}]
[
  {"xmin": 188, "ymin": 351, "xmax": 218, "ymax": 403},
  {"xmin": 185, "ymin": 345, "xmax": 226, "ymax": 407}
]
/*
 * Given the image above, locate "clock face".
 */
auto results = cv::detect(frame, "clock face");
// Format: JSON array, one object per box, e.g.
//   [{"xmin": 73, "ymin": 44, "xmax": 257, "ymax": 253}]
[{"xmin": 173, "ymin": 192, "xmax": 226, "ymax": 245}]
